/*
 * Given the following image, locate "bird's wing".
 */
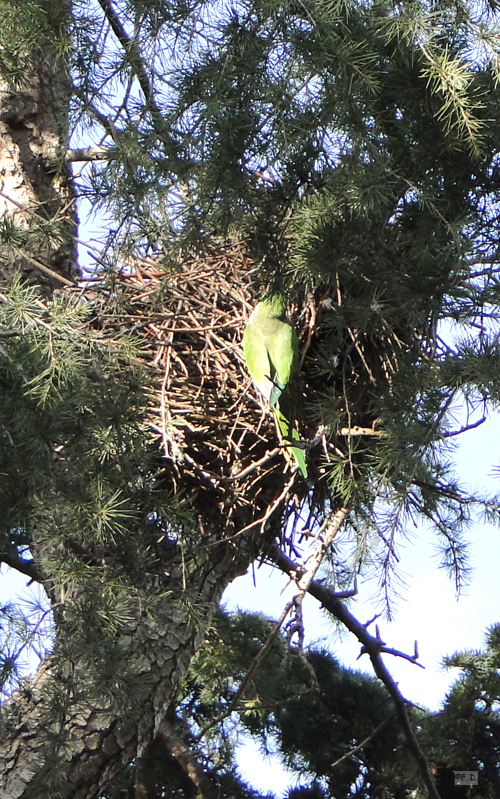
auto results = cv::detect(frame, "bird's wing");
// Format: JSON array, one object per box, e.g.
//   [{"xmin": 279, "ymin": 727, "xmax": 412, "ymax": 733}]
[
  {"xmin": 243, "ymin": 325, "xmax": 274, "ymax": 403},
  {"xmin": 267, "ymin": 321, "xmax": 297, "ymax": 405}
]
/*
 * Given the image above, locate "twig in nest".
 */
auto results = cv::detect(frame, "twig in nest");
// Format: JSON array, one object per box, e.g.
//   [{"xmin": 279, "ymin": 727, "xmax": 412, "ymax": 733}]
[{"xmin": 226, "ymin": 450, "xmax": 280, "ymax": 481}]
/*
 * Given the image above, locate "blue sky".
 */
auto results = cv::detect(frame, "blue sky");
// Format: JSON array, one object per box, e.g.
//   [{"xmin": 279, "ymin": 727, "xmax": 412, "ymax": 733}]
[
  {"xmin": 226, "ymin": 406, "xmax": 500, "ymax": 704},
  {"xmin": 2, "ymin": 399, "xmax": 499, "ymax": 794},
  {"xmin": 222, "ymin": 408, "xmax": 500, "ymax": 793}
]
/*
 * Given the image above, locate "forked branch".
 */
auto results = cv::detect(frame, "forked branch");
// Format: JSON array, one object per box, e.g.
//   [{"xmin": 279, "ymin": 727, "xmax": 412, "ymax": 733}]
[
  {"xmin": 196, "ymin": 507, "xmax": 349, "ymax": 741},
  {"xmin": 270, "ymin": 545, "xmax": 441, "ymax": 799}
]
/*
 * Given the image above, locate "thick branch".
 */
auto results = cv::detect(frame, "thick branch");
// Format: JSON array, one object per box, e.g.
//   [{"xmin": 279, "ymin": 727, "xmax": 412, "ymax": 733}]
[
  {"xmin": 159, "ymin": 718, "xmax": 219, "ymax": 799},
  {"xmin": 0, "ymin": 540, "xmax": 255, "ymax": 799},
  {"xmin": 94, "ymin": 0, "xmax": 186, "ymax": 171},
  {"xmin": 96, "ymin": 0, "xmax": 160, "ymax": 114}
]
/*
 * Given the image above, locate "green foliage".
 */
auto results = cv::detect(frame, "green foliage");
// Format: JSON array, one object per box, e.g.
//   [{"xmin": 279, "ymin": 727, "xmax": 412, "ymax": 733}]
[
  {"xmin": 0, "ymin": 0, "xmax": 71, "ymax": 83},
  {"xmin": 419, "ymin": 624, "xmax": 500, "ymax": 797},
  {"xmin": 64, "ymin": 0, "xmax": 500, "ymax": 597},
  {"xmin": 0, "ymin": 277, "xmax": 147, "ymax": 536},
  {"xmin": 65, "ymin": 0, "xmax": 500, "ymax": 601},
  {"xmin": 179, "ymin": 610, "xmax": 421, "ymax": 799},
  {"xmin": 4, "ymin": 0, "xmax": 500, "ymax": 794},
  {"xmin": 65, "ymin": 0, "xmax": 500, "ymax": 258},
  {"xmin": 0, "ymin": 277, "xmax": 192, "ymax": 697},
  {"xmin": 170, "ymin": 612, "xmax": 500, "ymax": 798}
]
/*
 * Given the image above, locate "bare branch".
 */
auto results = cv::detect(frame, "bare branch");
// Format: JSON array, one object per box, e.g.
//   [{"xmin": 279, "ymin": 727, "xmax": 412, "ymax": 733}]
[
  {"xmin": 197, "ymin": 508, "xmax": 349, "ymax": 740},
  {"xmin": 65, "ymin": 146, "xmax": 113, "ymax": 162},
  {"xmin": 12, "ymin": 247, "xmax": 77, "ymax": 287},
  {"xmin": 331, "ymin": 719, "xmax": 390, "ymax": 769},
  {"xmin": 360, "ymin": 642, "xmax": 425, "ymax": 669},
  {"xmin": 158, "ymin": 718, "xmax": 219, "ymax": 799},
  {"xmin": 225, "ymin": 448, "xmax": 280, "ymax": 481},
  {"xmin": 440, "ymin": 415, "xmax": 486, "ymax": 438},
  {"xmin": 270, "ymin": 545, "xmax": 441, "ymax": 799}
]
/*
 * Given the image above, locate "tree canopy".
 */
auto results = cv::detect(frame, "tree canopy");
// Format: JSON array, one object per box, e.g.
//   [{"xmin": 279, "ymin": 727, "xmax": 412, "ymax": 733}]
[{"xmin": 1, "ymin": 0, "xmax": 500, "ymax": 796}]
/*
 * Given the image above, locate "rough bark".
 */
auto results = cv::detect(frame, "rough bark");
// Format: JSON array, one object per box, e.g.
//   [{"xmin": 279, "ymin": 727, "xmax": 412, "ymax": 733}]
[
  {"xmin": 0, "ymin": 538, "xmax": 259, "ymax": 798},
  {"xmin": 0, "ymin": 30, "xmax": 258, "ymax": 799},
  {"xmin": 0, "ymin": 51, "xmax": 77, "ymax": 291}
]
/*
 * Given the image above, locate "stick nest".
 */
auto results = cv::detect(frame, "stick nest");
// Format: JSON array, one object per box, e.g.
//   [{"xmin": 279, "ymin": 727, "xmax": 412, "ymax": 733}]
[
  {"xmin": 84, "ymin": 238, "xmax": 423, "ymax": 543},
  {"xmin": 92, "ymin": 240, "xmax": 316, "ymax": 540}
]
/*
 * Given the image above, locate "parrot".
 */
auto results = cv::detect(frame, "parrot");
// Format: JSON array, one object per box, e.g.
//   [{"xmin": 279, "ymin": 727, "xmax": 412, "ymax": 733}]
[{"xmin": 243, "ymin": 294, "xmax": 308, "ymax": 478}]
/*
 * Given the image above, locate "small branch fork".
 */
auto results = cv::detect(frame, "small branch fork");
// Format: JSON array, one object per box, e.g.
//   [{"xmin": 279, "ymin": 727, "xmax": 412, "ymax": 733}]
[
  {"xmin": 287, "ymin": 506, "xmax": 349, "ymax": 640},
  {"xmin": 270, "ymin": 545, "xmax": 441, "ymax": 799},
  {"xmin": 195, "ymin": 507, "xmax": 349, "ymax": 743}
]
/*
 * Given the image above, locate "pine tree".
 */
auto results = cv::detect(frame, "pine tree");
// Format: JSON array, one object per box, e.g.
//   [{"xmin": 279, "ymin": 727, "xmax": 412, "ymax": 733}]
[
  {"xmin": 420, "ymin": 624, "xmax": 500, "ymax": 798},
  {"xmin": 1, "ymin": 0, "xmax": 500, "ymax": 797},
  {"xmin": 97, "ymin": 609, "xmax": 500, "ymax": 799}
]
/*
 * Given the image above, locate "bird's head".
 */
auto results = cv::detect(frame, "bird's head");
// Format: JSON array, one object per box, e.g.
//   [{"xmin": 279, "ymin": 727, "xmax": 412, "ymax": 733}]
[{"xmin": 258, "ymin": 293, "xmax": 287, "ymax": 319}]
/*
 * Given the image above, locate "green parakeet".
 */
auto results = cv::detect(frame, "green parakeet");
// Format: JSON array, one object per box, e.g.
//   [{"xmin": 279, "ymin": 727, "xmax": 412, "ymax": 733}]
[{"xmin": 243, "ymin": 295, "xmax": 308, "ymax": 478}]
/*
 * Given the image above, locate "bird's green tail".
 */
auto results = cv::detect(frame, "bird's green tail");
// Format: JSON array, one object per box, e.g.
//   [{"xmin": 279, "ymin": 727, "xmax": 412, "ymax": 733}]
[{"xmin": 274, "ymin": 404, "xmax": 308, "ymax": 479}]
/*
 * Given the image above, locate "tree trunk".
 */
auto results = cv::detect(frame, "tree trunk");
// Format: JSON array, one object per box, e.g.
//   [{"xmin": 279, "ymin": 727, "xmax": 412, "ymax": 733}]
[
  {"xmin": 0, "ymin": 36, "xmax": 267, "ymax": 799},
  {"xmin": 0, "ymin": 49, "xmax": 77, "ymax": 291},
  {"xmin": 0, "ymin": 539, "xmax": 255, "ymax": 798}
]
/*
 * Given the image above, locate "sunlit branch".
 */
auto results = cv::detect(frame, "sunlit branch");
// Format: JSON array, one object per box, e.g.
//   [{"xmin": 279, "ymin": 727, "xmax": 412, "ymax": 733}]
[
  {"xmin": 158, "ymin": 717, "xmax": 219, "ymax": 799},
  {"xmin": 66, "ymin": 146, "xmax": 113, "ymax": 162}
]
